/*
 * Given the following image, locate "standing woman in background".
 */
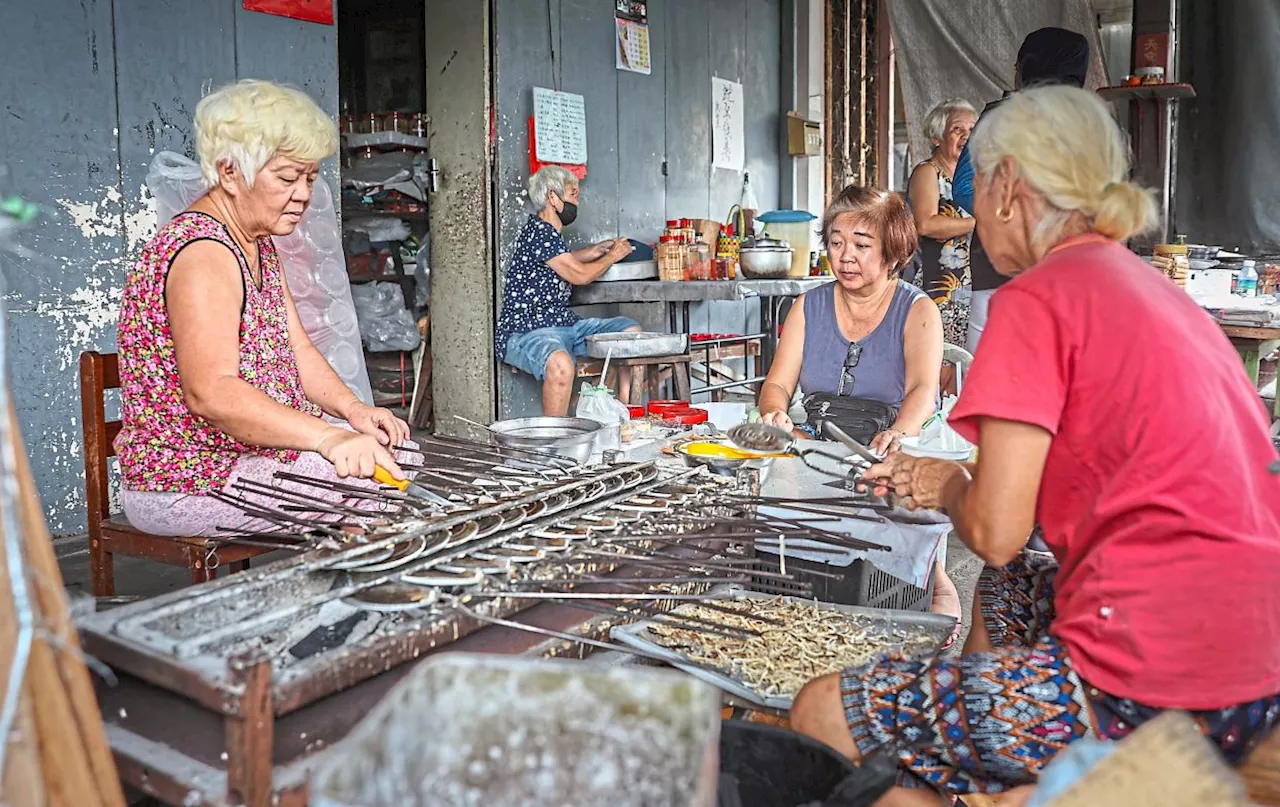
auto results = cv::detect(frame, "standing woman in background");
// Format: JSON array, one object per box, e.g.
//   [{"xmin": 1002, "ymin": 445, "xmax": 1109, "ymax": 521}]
[{"xmin": 909, "ymin": 99, "xmax": 977, "ymax": 347}]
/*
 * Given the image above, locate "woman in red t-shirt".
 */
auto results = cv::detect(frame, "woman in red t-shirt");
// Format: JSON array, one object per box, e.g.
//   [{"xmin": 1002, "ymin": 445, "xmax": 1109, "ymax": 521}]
[{"xmin": 790, "ymin": 85, "xmax": 1280, "ymax": 803}]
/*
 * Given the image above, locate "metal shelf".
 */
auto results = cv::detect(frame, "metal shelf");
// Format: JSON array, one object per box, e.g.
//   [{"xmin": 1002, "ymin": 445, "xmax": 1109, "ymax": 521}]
[
  {"xmin": 1098, "ymin": 82, "xmax": 1196, "ymax": 102},
  {"xmin": 342, "ymin": 131, "xmax": 429, "ymax": 150}
]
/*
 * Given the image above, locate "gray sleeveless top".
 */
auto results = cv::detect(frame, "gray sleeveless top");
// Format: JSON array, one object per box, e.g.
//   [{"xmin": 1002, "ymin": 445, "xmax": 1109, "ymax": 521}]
[{"xmin": 798, "ymin": 280, "xmax": 927, "ymax": 409}]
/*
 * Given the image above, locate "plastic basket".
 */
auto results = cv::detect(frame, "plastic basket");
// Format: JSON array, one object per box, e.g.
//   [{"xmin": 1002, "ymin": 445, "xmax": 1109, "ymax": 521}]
[{"xmin": 746, "ymin": 555, "xmax": 934, "ymax": 612}]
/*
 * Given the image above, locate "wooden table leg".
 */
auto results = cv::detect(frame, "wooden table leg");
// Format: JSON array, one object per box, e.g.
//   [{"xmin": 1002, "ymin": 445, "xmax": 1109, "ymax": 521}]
[
  {"xmin": 1233, "ymin": 338, "xmax": 1280, "ymax": 419},
  {"xmin": 628, "ymin": 366, "xmax": 645, "ymax": 405},
  {"xmin": 90, "ymin": 536, "xmax": 115, "ymax": 597},
  {"xmin": 673, "ymin": 361, "xmax": 692, "ymax": 401},
  {"xmin": 225, "ymin": 654, "xmax": 274, "ymax": 807}
]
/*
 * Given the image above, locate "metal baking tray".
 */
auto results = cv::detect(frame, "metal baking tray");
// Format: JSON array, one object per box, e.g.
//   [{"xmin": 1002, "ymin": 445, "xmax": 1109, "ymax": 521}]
[
  {"xmin": 598, "ymin": 259, "xmax": 658, "ymax": 282},
  {"xmin": 610, "ymin": 588, "xmax": 954, "ymax": 710},
  {"xmin": 586, "ymin": 331, "xmax": 687, "ymax": 359}
]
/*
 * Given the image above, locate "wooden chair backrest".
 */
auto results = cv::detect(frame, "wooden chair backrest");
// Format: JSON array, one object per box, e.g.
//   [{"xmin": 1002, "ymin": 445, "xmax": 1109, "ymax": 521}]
[{"xmin": 79, "ymin": 351, "xmax": 121, "ymax": 530}]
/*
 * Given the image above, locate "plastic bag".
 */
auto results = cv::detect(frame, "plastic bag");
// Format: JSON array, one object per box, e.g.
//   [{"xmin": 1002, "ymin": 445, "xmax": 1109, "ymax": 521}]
[
  {"xmin": 575, "ymin": 381, "xmax": 631, "ymax": 453},
  {"xmin": 145, "ymin": 152, "xmax": 374, "ymax": 405},
  {"xmin": 908, "ymin": 395, "xmax": 974, "ymax": 457},
  {"xmin": 351, "ymin": 282, "xmax": 421, "ymax": 352},
  {"xmin": 344, "ymin": 217, "xmax": 411, "ymax": 244}
]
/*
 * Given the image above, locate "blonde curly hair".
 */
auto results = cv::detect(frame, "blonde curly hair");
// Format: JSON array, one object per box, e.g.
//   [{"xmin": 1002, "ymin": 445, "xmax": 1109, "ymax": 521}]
[{"xmin": 194, "ymin": 79, "xmax": 337, "ymax": 188}]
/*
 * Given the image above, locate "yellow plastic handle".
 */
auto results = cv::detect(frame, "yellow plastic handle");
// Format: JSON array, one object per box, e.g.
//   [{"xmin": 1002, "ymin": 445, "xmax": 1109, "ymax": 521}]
[{"xmin": 373, "ymin": 465, "xmax": 409, "ymax": 492}]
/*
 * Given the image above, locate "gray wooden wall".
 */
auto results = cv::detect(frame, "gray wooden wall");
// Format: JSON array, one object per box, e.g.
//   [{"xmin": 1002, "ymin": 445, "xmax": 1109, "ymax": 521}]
[
  {"xmin": 0, "ymin": 0, "xmax": 337, "ymax": 535},
  {"xmin": 493, "ymin": 0, "xmax": 785, "ymax": 416}
]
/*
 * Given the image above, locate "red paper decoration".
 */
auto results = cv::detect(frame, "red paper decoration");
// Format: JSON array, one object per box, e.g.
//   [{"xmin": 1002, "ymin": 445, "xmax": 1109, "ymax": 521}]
[{"xmin": 243, "ymin": 0, "xmax": 335, "ymax": 25}]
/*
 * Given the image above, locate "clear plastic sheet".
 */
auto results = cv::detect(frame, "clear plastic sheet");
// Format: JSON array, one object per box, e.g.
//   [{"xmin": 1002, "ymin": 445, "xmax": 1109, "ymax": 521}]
[
  {"xmin": 885, "ymin": 0, "xmax": 1106, "ymax": 162},
  {"xmin": 145, "ymin": 152, "xmax": 374, "ymax": 404}
]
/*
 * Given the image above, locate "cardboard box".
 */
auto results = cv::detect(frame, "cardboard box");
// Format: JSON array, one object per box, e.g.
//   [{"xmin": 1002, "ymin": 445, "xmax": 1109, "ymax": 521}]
[{"xmin": 786, "ymin": 113, "xmax": 822, "ymax": 157}]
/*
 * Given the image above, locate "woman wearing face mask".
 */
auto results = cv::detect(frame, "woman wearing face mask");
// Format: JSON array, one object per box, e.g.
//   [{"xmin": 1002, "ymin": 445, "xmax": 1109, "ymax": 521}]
[
  {"xmin": 114, "ymin": 80, "xmax": 415, "ymax": 537},
  {"xmin": 496, "ymin": 166, "xmax": 639, "ymax": 416}
]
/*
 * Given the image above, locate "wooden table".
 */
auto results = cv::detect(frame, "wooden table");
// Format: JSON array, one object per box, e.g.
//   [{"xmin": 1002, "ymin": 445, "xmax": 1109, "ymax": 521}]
[{"xmin": 1221, "ymin": 324, "xmax": 1280, "ymax": 418}]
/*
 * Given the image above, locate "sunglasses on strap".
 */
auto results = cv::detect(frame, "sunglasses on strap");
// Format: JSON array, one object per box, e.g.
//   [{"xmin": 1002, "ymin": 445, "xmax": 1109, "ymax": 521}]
[{"xmin": 837, "ymin": 341, "xmax": 863, "ymax": 396}]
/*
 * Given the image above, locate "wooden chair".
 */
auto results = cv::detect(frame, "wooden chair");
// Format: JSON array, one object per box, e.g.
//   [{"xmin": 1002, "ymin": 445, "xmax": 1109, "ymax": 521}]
[{"xmin": 79, "ymin": 351, "xmax": 272, "ymax": 596}]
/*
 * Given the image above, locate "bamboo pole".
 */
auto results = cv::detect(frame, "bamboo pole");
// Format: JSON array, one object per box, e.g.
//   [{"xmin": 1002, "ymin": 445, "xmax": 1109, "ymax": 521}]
[{"xmin": 0, "ymin": 399, "xmax": 125, "ymax": 806}]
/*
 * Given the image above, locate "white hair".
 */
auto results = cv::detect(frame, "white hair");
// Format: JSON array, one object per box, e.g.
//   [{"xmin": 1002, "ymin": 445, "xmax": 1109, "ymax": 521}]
[
  {"xmin": 968, "ymin": 85, "xmax": 1156, "ymax": 249},
  {"xmin": 194, "ymin": 79, "xmax": 338, "ymax": 188},
  {"xmin": 527, "ymin": 166, "xmax": 579, "ymax": 210},
  {"xmin": 922, "ymin": 99, "xmax": 977, "ymax": 144}
]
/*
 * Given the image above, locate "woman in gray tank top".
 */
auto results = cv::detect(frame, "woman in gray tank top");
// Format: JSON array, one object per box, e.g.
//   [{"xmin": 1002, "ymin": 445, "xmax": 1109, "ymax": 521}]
[
  {"xmin": 756, "ymin": 185, "xmax": 959, "ymax": 645},
  {"xmin": 758, "ymin": 186, "xmax": 944, "ymax": 457}
]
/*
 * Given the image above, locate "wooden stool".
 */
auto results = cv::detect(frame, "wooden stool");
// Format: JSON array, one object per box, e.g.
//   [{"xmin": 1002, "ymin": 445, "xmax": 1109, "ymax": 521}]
[
  {"xmin": 577, "ymin": 353, "xmax": 692, "ymax": 405},
  {"xmin": 80, "ymin": 351, "xmax": 274, "ymax": 596}
]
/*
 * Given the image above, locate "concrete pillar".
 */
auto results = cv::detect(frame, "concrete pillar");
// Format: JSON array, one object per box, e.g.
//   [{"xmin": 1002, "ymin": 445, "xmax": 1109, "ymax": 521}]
[
  {"xmin": 781, "ymin": 0, "xmax": 825, "ymax": 216},
  {"xmin": 425, "ymin": 1, "xmax": 496, "ymax": 433},
  {"xmin": 1128, "ymin": 0, "xmax": 1180, "ymax": 243}
]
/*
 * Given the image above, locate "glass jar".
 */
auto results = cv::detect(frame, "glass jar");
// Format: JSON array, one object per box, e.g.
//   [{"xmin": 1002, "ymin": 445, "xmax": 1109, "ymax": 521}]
[{"xmin": 690, "ymin": 239, "xmax": 712, "ymax": 281}]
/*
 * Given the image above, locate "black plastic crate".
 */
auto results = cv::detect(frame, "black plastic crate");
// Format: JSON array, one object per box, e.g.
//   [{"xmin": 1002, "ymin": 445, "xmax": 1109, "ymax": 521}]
[{"xmin": 746, "ymin": 554, "xmax": 934, "ymax": 612}]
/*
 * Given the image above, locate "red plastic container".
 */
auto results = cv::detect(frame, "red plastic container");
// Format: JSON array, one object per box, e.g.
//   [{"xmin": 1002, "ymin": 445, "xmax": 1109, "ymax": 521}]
[
  {"xmin": 627, "ymin": 405, "xmax": 646, "ymax": 419},
  {"xmin": 664, "ymin": 408, "xmax": 708, "ymax": 425},
  {"xmin": 647, "ymin": 400, "xmax": 690, "ymax": 416}
]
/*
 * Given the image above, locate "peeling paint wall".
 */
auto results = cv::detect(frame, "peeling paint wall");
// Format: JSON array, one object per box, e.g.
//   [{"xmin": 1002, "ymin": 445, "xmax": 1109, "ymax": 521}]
[{"xmin": 0, "ymin": 0, "xmax": 337, "ymax": 535}]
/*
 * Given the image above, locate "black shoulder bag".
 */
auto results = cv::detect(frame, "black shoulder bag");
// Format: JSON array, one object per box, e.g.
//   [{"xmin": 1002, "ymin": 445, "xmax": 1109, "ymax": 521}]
[{"xmin": 801, "ymin": 393, "xmax": 897, "ymax": 446}]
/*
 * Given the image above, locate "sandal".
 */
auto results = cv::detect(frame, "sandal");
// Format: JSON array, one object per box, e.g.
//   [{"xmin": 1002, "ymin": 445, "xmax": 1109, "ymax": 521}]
[{"xmin": 940, "ymin": 619, "xmax": 964, "ymax": 651}]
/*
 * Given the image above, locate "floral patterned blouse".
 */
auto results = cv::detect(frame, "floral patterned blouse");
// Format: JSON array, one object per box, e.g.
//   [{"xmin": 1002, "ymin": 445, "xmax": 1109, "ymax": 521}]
[{"xmin": 115, "ymin": 212, "xmax": 320, "ymax": 493}]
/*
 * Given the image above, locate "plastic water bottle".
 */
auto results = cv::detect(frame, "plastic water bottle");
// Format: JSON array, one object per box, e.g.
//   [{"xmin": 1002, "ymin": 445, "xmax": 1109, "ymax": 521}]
[{"xmin": 1239, "ymin": 260, "xmax": 1259, "ymax": 297}]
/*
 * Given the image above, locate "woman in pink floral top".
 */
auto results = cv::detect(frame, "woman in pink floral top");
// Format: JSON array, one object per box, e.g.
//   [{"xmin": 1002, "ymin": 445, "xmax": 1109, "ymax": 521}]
[{"xmin": 116, "ymin": 80, "xmax": 410, "ymax": 536}]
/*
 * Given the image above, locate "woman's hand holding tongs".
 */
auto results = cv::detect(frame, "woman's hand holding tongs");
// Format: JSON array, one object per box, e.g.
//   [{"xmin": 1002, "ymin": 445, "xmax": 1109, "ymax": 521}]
[{"xmin": 860, "ymin": 453, "xmax": 969, "ymax": 511}]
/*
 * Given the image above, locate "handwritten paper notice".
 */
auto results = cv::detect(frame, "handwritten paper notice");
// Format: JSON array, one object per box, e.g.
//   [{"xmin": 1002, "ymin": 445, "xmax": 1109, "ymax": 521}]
[
  {"xmin": 532, "ymin": 87, "xmax": 588, "ymax": 165},
  {"xmin": 712, "ymin": 77, "xmax": 744, "ymax": 172}
]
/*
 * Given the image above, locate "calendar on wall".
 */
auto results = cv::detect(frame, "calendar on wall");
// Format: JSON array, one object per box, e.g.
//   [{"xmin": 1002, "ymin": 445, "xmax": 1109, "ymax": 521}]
[
  {"xmin": 532, "ymin": 87, "xmax": 588, "ymax": 166},
  {"xmin": 615, "ymin": 18, "xmax": 652, "ymax": 75}
]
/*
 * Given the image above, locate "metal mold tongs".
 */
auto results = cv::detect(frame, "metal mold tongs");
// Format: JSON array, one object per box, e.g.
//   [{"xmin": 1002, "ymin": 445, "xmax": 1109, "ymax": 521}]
[{"xmin": 727, "ymin": 422, "xmax": 872, "ymax": 479}]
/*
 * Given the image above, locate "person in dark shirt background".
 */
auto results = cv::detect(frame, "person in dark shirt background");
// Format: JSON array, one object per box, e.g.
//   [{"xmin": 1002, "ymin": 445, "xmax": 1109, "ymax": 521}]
[
  {"xmin": 496, "ymin": 166, "xmax": 637, "ymax": 415},
  {"xmin": 952, "ymin": 26, "xmax": 1090, "ymax": 354}
]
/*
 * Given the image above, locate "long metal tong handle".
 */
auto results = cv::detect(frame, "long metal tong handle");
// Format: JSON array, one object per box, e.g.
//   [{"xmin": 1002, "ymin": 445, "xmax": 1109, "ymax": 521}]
[{"xmin": 821, "ymin": 421, "xmax": 884, "ymax": 464}]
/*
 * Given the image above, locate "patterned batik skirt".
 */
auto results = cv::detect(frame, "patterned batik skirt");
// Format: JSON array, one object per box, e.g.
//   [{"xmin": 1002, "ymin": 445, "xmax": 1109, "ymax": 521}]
[{"xmin": 838, "ymin": 551, "xmax": 1280, "ymax": 795}]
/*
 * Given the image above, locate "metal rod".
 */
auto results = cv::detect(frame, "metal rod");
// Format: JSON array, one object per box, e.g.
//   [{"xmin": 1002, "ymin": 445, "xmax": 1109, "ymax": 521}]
[
  {"xmin": 491, "ymin": 591, "xmax": 722, "ymax": 602},
  {"xmin": 522, "ymin": 572, "xmax": 790, "ymax": 627},
  {"xmin": 540, "ymin": 598, "xmax": 759, "ymax": 641},
  {"xmin": 521, "ymin": 576, "xmax": 765, "ymax": 587},
  {"xmin": 567, "ymin": 548, "xmax": 802, "ymax": 583},
  {"xmin": 231, "ymin": 478, "xmax": 385, "ymax": 519},
  {"xmin": 145, "ymin": 461, "xmax": 680, "ymax": 657},
  {"xmin": 449, "ymin": 602, "xmax": 677, "ymax": 664}
]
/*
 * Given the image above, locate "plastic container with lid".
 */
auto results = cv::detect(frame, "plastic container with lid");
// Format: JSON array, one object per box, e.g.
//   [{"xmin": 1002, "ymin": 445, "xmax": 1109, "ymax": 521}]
[
  {"xmin": 648, "ymin": 399, "xmax": 690, "ymax": 416},
  {"xmin": 759, "ymin": 209, "xmax": 819, "ymax": 277}
]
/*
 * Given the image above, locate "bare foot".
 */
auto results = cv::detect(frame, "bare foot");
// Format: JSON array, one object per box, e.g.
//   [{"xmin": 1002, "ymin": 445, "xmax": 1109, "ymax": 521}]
[{"xmin": 931, "ymin": 562, "xmax": 963, "ymax": 648}]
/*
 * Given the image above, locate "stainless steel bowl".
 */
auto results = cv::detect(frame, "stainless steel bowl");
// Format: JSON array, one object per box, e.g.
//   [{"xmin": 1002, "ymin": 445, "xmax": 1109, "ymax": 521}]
[
  {"xmin": 488, "ymin": 416, "xmax": 601, "ymax": 464},
  {"xmin": 738, "ymin": 247, "xmax": 794, "ymax": 278}
]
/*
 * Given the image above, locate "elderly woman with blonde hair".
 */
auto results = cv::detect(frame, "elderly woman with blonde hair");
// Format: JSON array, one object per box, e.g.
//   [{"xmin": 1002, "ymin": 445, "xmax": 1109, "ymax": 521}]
[
  {"xmin": 791, "ymin": 86, "xmax": 1280, "ymax": 804},
  {"xmin": 115, "ymin": 80, "xmax": 413, "ymax": 536},
  {"xmin": 908, "ymin": 98, "xmax": 977, "ymax": 345}
]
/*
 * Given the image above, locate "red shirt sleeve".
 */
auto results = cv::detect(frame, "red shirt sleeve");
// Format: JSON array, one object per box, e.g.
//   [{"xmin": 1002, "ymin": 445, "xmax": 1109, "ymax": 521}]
[{"xmin": 949, "ymin": 287, "xmax": 1069, "ymax": 444}]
